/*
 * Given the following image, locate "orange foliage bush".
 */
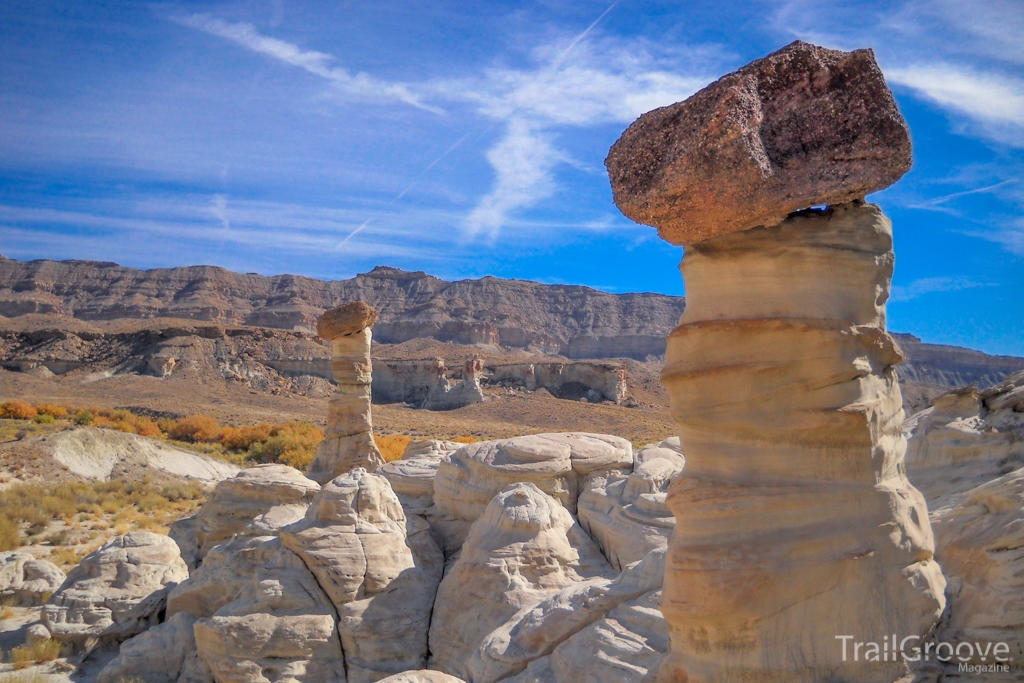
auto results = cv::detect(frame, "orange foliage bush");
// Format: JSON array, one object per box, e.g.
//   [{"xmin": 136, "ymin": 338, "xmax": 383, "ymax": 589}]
[
  {"xmin": 221, "ymin": 423, "xmax": 272, "ymax": 451},
  {"xmin": 33, "ymin": 403, "xmax": 69, "ymax": 419},
  {"xmin": 452, "ymin": 435, "xmax": 478, "ymax": 444},
  {"xmin": 168, "ymin": 414, "xmax": 223, "ymax": 443},
  {"xmin": 0, "ymin": 401, "xmax": 37, "ymax": 420}
]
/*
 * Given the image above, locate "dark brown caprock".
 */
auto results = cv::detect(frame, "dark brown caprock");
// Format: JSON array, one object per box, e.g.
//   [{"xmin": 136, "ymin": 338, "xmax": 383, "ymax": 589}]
[{"xmin": 606, "ymin": 41, "xmax": 912, "ymax": 245}]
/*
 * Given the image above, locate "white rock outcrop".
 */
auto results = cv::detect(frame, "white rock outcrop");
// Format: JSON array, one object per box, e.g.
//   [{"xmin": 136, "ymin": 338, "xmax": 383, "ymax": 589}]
[
  {"xmin": 193, "ymin": 545, "xmax": 345, "ymax": 683},
  {"xmin": 280, "ymin": 468, "xmax": 443, "ymax": 681},
  {"xmin": 468, "ymin": 548, "xmax": 666, "ymax": 683},
  {"xmin": 193, "ymin": 464, "xmax": 320, "ymax": 559},
  {"xmin": 380, "ymin": 439, "xmax": 460, "ymax": 515},
  {"xmin": 577, "ymin": 456, "xmax": 680, "ymax": 570},
  {"xmin": 97, "ymin": 611, "xmax": 213, "ymax": 683},
  {"xmin": 906, "ymin": 372, "xmax": 1024, "ymax": 675},
  {"xmin": 0, "ymin": 551, "xmax": 65, "ymax": 605},
  {"xmin": 429, "ymin": 482, "xmax": 613, "ymax": 680},
  {"xmin": 433, "ymin": 433, "xmax": 633, "ymax": 521},
  {"xmin": 43, "ymin": 532, "xmax": 188, "ymax": 645}
]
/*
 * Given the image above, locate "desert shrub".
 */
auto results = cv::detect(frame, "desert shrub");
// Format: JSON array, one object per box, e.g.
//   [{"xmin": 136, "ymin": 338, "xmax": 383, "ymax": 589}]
[
  {"xmin": 168, "ymin": 415, "xmax": 222, "ymax": 443},
  {"xmin": 9, "ymin": 639, "xmax": 61, "ymax": 668},
  {"xmin": 453, "ymin": 435, "xmax": 478, "ymax": 444},
  {"xmin": 33, "ymin": 413, "xmax": 55, "ymax": 425},
  {"xmin": 32, "ymin": 403, "xmax": 68, "ymax": 419},
  {"xmin": 74, "ymin": 409, "xmax": 94, "ymax": 426},
  {"xmin": 374, "ymin": 434, "xmax": 411, "ymax": 462},
  {"xmin": 244, "ymin": 422, "xmax": 323, "ymax": 471},
  {"xmin": 220, "ymin": 423, "xmax": 272, "ymax": 451},
  {"xmin": 0, "ymin": 516, "xmax": 20, "ymax": 552},
  {"xmin": 0, "ymin": 401, "xmax": 37, "ymax": 420}
]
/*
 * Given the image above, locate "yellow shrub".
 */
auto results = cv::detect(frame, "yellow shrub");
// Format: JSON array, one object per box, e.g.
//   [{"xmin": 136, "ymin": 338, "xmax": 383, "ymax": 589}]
[
  {"xmin": 453, "ymin": 436, "xmax": 478, "ymax": 444},
  {"xmin": 221, "ymin": 423, "xmax": 272, "ymax": 451},
  {"xmin": 0, "ymin": 516, "xmax": 20, "ymax": 552},
  {"xmin": 32, "ymin": 403, "xmax": 68, "ymax": 419},
  {"xmin": 374, "ymin": 435, "xmax": 411, "ymax": 462},
  {"xmin": 169, "ymin": 415, "xmax": 222, "ymax": 443}
]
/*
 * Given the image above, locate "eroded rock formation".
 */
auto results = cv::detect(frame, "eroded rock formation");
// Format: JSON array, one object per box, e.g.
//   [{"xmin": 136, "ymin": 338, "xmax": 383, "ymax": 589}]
[
  {"xmin": 373, "ymin": 358, "xmax": 485, "ymax": 410},
  {"xmin": 0, "ymin": 552, "xmax": 65, "ymax": 606},
  {"xmin": 43, "ymin": 532, "xmax": 189, "ymax": 646},
  {"xmin": 428, "ymin": 482, "xmax": 614, "ymax": 680},
  {"xmin": 906, "ymin": 372, "xmax": 1024, "ymax": 677},
  {"xmin": 608, "ymin": 41, "xmax": 946, "ymax": 682},
  {"xmin": 307, "ymin": 301, "xmax": 386, "ymax": 482}
]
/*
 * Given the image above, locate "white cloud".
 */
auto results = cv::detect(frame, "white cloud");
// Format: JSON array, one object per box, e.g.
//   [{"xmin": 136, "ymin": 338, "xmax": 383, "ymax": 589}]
[
  {"xmin": 887, "ymin": 64, "xmax": 1024, "ymax": 125},
  {"xmin": 175, "ymin": 14, "xmax": 440, "ymax": 113},
  {"xmin": 465, "ymin": 119, "xmax": 561, "ymax": 240},
  {"xmin": 890, "ymin": 276, "xmax": 989, "ymax": 302}
]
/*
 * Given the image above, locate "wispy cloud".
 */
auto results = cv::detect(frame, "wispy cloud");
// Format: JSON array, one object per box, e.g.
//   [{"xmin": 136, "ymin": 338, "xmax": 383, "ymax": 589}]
[
  {"xmin": 437, "ymin": 32, "xmax": 709, "ymax": 239},
  {"xmin": 890, "ymin": 276, "xmax": 990, "ymax": 303},
  {"xmin": 887, "ymin": 64, "xmax": 1024, "ymax": 145},
  {"xmin": 175, "ymin": 14, "xmax": 441, "ymax": 113}
]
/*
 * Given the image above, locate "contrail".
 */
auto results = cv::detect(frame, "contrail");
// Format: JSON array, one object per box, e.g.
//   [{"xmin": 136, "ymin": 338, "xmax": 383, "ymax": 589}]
[
  {"xmin": 552, "ymin": 1, "xmax": 620, "ymax": 68},
  {"xmin": 335, "ymin": 131, "xmax": 475, "ymax": 248}
]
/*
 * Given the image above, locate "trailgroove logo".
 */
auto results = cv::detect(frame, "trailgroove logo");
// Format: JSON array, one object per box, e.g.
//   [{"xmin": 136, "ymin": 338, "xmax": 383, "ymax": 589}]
[{"xmin": 836, "ymin": 635, "xmax": 1014, "ymax": 671}]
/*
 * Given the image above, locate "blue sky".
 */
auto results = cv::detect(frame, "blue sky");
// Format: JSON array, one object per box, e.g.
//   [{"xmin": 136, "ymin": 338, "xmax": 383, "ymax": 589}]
[{"xmin": 1, "ymin": 0, "xmax": 1022, "ymax": 354}]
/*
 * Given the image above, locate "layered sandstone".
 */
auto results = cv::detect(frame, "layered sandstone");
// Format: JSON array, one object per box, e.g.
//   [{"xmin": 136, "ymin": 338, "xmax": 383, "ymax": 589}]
[
  {"xmin": 653, "ymin": 203, "xmax": 946, "ymax": 681},
  {"xmin": 307, "ymin": 302, "xmax": 385, "ymax": 482}
]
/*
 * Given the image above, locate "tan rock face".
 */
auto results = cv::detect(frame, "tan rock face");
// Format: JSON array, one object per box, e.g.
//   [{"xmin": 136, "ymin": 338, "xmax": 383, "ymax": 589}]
[
  {"xmin": 606, "ymin": 41, "xmax": 911, "ymax": 245},
  {"xmin": 657, "ymin": 203, "xmax": 945, "ymax": 682},
  {"xmin": 43, "ymin": 532, "xmax": 189, "ymax": 645},
  {"xmin": 316, "ymin": 301, "xmax": 378, "ymax": 340},
  {"xmin": 279, "ymin": 468, "xmax": 443, "ymax": 681},
  {"xmin": 428, "ymin": 482, "xmax": 613, "ymax": 680},
  {"xmin": 307, "ymin": 310, "xmax": 385, "ymax": 482},
  {"xmin": 380, "ymin": 439, "xmax": 461, "ymax": 515}
]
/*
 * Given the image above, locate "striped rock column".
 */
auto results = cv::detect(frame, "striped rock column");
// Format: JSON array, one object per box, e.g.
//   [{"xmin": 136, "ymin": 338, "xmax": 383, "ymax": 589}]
[{"xmin": 307, "ymin": 302, "xmax": 384, "ymax": 483}]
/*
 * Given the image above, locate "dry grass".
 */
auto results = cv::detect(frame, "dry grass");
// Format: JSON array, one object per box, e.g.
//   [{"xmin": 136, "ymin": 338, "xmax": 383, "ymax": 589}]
[
  {"xmin": 0, "ymin": 672, "xmax": 50, "ymax": 683},
  {"xmin": 0, "ymin": 479, "xmax": 206, "ymax": 553},
  {"xmin": 8, "ymin": 639, "xmax": 61, "ymax": 669}
]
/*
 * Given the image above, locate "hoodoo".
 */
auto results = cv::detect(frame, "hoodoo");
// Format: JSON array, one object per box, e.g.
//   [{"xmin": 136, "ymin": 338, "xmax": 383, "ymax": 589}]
[
  {"xmin": 608, "ymin": 41, "xmax": 947, "ymax": 682},
  {"xmin": 306, "ymin": 301, "xmax": 385, "ymax": 482}
]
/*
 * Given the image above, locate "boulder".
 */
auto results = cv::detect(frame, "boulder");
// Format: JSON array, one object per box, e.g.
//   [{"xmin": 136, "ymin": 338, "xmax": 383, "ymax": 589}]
[
  {"xmin": 193, "ymin": 546, "xmax": 345, "ymax": 683},
  {"xmin": 577, "ymin": 456, "xmax": 681, "ymax": 570},
  {"xmin": 316, "ymin": 301, "xmax": 378, "ymax": 340},
  {"xmin": 433, "ymin": 433, "xmax": 633, "ymax": 521},
  {"xmin": 97, "ymin": 611, "xmax": 213, "ymax": 683},
  {"xmin": 194, "ymin": 464, "xmax": 320, "ymax": 559},
  {"xmin": 0, "ymin": 552, "xmax": 65, "ymax": 605},
  {"xmin": 606, "ymin": 41, "xmax": 912, "ymax": 245},
  {"xmin": 42, "ymin": 532, "xmax": 188, "ymax": 645},
  {"xmin": 279, "ymin": 468, "xmax": 443, "ymax": 681},
  {"xmin": 428, "ymin": 482, "xmax": 612, "ymax": 680}
]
